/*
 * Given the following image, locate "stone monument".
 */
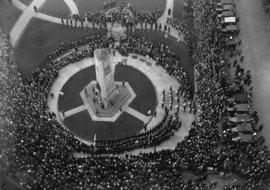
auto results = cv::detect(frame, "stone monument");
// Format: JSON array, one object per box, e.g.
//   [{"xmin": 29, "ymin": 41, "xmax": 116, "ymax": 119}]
[
  {"xmin": 94, "ymin": 49, "xmax": 118, "ymax": 108},
  {"xmin": 80, "ymin": 48, "xmax": 136, "ymax": 120}
]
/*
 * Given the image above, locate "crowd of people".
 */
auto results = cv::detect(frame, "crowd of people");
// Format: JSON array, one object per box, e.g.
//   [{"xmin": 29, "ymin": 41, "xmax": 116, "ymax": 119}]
[
  {"xmin": 59, "ymin": 0, "xmax": 190, "ymax": 47},
  {"xmin": 37, "ymin": 31, "xmax": 192, "ymax": 154},
  {"xmin": 186, "ymin": 0, "xmax": 269, "ymax": 189},
  {"xmin": 61, "ymin": 2, "xmax": 162, "ymax": 30},
  {"xmin": 0, "ymin": 26, "xmax": 193, "ymax": 189},
  {"xmin": 167, "ymin": 17, "xmax": 186, "ymax": 38},
  {"xmin": 1, "ymin": 0, "xmax": 270, "ymax": 189},
  {"xmin": 118, "ymin": 35, "xmax": 192, "ymax": 98},
  {"xmin": 95, "ymin": 110, "xmax": 182, "ymax": 154}
]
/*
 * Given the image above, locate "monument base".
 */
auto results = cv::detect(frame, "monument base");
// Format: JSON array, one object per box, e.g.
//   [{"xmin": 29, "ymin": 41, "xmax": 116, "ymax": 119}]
[{"xmin": 80, "ymin": 81, "xmax": 136, "ymax": 120}]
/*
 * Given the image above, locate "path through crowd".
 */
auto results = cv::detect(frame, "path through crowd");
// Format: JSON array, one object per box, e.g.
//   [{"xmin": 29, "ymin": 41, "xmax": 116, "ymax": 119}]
[
  {"xmin": 237, "ymin": 0, "xmax": 270, "ymax": 148},
  {"xmin": 157, "ymin": 0, "xmax": 185, "ymax": 41},
  {"xmin": 158, "ymin": 0, "xmax": 174, "ymax": 24}
]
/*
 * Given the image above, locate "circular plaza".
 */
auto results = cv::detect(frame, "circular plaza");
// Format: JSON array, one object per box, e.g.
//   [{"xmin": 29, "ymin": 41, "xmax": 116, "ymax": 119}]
[
  {"xmin": 47, "ymin": 42, "xmax": 185, "ymax": 143},
  {"xmin": 50, "ymin": 54, "xmax": 158, "ymax": 142}
]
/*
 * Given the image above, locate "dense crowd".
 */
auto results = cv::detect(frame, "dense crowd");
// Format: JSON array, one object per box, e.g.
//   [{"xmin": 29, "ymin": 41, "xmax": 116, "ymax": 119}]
[
  {"xmin": 95, "ymin": 110, "xmax": 182, "ymax": 154},
  {"xmin": 118, "ymin": 35, "xmax": 192, "ymax": 98},
  {"xmin": 167, "ymin": 17, "xmax": 186, "ymax": 37},
  {"xmin": 60, "ymin": 0, "xmax": 189, "ymax": 45},
  {"xmin": 188, "ymin": 0, "xmax": 270, "ymax": 189},
  {"xmin": 0, "ymin": 28, "xmax": 193, "ymax": 189},
  {"xmin": 1, "ymin": 0, "xmax": 270, "ymax": 190},
  {"xmin": 62, "ymin": 4, "xmax": 162, "ymax": 29}
]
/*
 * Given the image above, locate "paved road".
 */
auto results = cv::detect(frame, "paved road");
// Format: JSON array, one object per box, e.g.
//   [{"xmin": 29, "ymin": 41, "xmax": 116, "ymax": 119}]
[{"xmin": 237, "ymin": 0, "xmax": 270, "ymax": 148}]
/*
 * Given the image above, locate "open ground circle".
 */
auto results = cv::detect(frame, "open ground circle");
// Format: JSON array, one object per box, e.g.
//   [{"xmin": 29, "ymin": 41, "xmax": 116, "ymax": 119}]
[{"xmin": 58, "ymin": 64, "xmax": 157, "ymax": 141}]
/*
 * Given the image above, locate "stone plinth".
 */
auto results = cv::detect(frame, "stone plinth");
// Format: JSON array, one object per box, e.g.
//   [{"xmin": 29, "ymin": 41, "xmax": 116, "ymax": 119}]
[{"xmin": 80, "ymin": 81, "xmax": 136, "ymax": 122}]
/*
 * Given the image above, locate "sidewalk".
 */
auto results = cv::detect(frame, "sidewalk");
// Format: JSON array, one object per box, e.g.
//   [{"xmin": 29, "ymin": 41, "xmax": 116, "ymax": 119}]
[{"xmin": 157, "ymin": 0, "xmax": 185, "ymax": 42}]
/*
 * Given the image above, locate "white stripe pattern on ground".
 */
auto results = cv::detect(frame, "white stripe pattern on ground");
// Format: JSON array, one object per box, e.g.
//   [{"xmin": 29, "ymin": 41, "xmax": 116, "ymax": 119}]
[
  {"xmin": 125, "ymin": 107, "xmax": 150, "ymax": 124},
  {"xmin": 64, "ymin": 105, "xmax": 86, "ymax": 118},
  {"xmin": 11, "ymin": 0, "xmax": 27, "ymax": 11},
  {"xmin": 35, "ymin": 12, "xmax": 62, "ymax": 24},
  {"xmin": 10, "ymin": 0, "xmax": 46, "ymax": 47},
  {"xmin": 63, "ymin": 0, "xmax": 79, "ymax": 15}
]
